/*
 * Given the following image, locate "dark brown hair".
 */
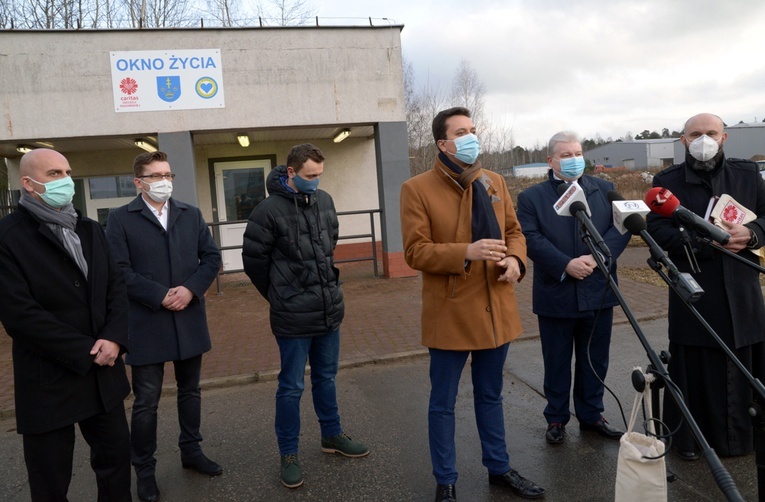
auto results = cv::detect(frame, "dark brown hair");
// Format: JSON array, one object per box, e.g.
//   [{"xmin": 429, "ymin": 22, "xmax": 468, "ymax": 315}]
[
  {"xmin": 133, "ymin": 151, "xmax": 168, "ymax": 177},
  {"xmin": 432, "ymin": 107, "xmax": 471, "ymax": 144},
  {"xmin": 287, "ymin": 143, "xmax": 325, "ymax": 172}
]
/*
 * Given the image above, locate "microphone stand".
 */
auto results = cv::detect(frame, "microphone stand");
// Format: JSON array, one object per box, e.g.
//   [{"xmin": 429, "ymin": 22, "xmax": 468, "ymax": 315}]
[
  {"xmin": 573, "ymin": 222, "xmax": 745, "ymax": 501},
  {"xmin": 695, "ymin": 236, "xmax": 765, "ymax": 501}
]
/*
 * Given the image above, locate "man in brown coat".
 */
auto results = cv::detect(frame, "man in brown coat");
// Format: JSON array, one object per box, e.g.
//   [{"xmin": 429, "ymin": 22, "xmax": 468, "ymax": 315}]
[{"xmin": 400, "ymin": 107, "xmax": 545, "ymax": 501}]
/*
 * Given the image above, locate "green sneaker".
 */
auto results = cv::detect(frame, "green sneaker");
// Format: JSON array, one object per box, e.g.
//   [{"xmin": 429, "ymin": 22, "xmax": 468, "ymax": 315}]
[
  {"xmin": 321, "ymin": 433, "xmax": 370, "ymax": 458},
  {"xmin": 280, "ymin": 454, "xmax": 303, "ymax": 488}
]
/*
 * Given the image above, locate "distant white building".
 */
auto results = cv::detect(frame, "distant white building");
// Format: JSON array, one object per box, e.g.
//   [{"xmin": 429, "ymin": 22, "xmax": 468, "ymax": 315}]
[
  {"xmin": 513, "ymin": 162, "xmax": 549, "ymax": 178},
  {"xmin": 585, "ymin": 139, "xmax": 677, "ymax": 171}
]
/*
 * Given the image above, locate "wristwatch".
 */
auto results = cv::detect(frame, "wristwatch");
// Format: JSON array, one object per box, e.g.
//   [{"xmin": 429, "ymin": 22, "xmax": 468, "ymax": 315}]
[{"xmin": 747, "ymin": 228, "xmax": 759, "ymax": 249}]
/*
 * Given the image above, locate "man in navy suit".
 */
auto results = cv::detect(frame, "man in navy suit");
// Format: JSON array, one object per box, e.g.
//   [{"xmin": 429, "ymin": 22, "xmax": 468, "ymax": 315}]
[
  {"xmin": 516, "ymin": 131, "xmax": 630, "ymax": 446},
  {"xmin": 106, "ymin": 151, "xmax": 222, "ymax": 502}
]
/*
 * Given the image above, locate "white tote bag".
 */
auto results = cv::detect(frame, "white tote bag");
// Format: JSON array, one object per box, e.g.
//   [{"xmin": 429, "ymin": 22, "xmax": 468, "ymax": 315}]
[{"xmin": 614, "ymin": 370, "xmax": 667, "ymax": 502}]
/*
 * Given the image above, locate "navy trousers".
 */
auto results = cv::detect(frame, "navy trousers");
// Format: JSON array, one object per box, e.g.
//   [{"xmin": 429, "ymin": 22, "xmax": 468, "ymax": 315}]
[{"xmin": 538, "ymin": 308, "xmax": 613, "ymax": 425}]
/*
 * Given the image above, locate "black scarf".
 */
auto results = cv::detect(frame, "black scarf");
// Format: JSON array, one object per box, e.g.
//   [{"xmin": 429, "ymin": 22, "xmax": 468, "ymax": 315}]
[{"xmin": 438, "ymin": 152, "xmax": 501, "ymax": 242}]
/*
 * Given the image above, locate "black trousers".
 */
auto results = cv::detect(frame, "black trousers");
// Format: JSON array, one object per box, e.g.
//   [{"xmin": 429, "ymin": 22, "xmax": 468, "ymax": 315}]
[
  {"xmin": 130, "ymin": 355, "xmax": 204, "ymax": 478},
  {"xmin": 22, "ymin": 401, "xmax": 131, "ymax": 502}
]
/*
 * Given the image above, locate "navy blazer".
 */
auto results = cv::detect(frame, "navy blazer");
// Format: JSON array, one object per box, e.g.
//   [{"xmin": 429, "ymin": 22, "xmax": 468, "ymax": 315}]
[
  {"xmin": 516, "ymin": 174, "xmax": 630, "ymax": 317},
  {"xmin": 106, "ymin": 195, "xmax": 222, "ymax": 365},
  {"xmin": 0, "ymin": 206, "xmax": 130, "ymax": 434}
]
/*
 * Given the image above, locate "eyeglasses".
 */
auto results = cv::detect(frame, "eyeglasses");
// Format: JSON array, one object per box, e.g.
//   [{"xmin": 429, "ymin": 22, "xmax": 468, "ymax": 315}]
[{"xmin": 138, "ymin": 173, "xmax": 176, "ymax": 180}]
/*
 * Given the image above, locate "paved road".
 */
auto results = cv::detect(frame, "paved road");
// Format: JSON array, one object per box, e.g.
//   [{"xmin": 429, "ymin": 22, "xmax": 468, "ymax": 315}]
[{"xmin": 0, "ymin": 317, "xmax": 758, "ymax": 501}]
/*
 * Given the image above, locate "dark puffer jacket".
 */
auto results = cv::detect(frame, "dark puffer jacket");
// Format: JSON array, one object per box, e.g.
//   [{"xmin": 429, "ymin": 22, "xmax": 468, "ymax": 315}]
[{"xmin": 242, "ymin": 165, "xmax": 344, "ymax": 337}]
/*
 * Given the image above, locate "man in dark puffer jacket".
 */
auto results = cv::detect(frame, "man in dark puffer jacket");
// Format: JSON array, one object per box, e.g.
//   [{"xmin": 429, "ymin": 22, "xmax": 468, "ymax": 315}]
[{"xmin": 242, "ymin": 143, "xmax": 368, "ymax": 489}]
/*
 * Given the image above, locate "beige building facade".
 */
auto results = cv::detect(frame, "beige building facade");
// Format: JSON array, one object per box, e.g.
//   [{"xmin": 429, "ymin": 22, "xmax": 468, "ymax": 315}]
[{"xmin": 0, "ymin": 26, "xmax": 414, "ymax": 277}]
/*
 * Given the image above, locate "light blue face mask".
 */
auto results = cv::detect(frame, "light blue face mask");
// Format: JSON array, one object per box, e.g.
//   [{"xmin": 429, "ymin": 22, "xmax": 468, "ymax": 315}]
[
  {"xmin": 29, "ymin": 176, "xmax": 75, "ymax": 208},
  {"xmin": 448, "ymin": 133, "xmax": 481, "ymax": 165},
  {"xmin": 292, "ymin": 173, "xmax": 320, "ymax": 194},
  {"xmin": 558, "ymin": 156, "xmax": 585, "ymax": 179}
]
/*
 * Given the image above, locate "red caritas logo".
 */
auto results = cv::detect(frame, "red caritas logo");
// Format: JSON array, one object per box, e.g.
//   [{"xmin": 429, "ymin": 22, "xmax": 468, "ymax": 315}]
[
  {"xmin": 723, "ymin": 204, "xmax": 741, "ymax": 222},
  {"xmin": 120, "ymin": 77, "xmax": 138, "ymax": 95}
]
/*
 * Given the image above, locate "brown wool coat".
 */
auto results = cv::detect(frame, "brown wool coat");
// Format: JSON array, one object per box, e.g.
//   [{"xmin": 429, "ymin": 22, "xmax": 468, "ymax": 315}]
[{"xmin": 400, "ymin": 158, "xmax": 527, "ymax": 351}]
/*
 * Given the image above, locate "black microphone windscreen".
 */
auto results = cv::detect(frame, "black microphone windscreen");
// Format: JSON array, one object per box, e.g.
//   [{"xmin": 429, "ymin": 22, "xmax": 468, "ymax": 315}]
[
  {"xmin": 569, "ymin": 201, "xmax": 586, "ymax": 216},
  {"xmin": 623, "ymin": 213, "xmax": 647, "ymax": 235},
  {"xmin": 557, "ymin": 183, "xmax": 571, "ymax": 196},
  {"xmin": 607, "ymin": 190, "xmax": 624, "ymax": 203}
]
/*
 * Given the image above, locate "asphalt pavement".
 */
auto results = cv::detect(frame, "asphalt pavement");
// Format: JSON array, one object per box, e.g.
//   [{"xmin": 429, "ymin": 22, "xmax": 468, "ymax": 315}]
[{"xmin": 0, "ymin": 315, "xmax": 759, "ymax": 501}]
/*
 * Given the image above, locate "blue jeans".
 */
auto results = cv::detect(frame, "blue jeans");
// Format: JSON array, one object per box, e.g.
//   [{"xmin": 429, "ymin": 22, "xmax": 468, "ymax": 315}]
[
  {"xmin": 538, "ymin": 309, "xmax": 613, "ymax": 425},
  {"xmin": 130, "ymin": 355, "xmax": 203, "ymax": 478},
  {"xmin": 275, "ymin": 329, "xmax": 342, "ymax": 455},
  {"xmin": 428, "ymin": 344, "xmax": 511, "ymax": 485}
]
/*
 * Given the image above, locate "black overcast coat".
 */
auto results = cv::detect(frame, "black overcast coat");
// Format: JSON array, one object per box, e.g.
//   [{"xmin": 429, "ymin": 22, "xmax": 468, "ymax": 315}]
[
  {"xmin": 0, "ymin": 206, "xmax": 130, "ymax": 435},
  {"xmin": 241, "ymin": 165, "xmax": 344, "ymax": 338},
  {"xmin": 106, "ymin": 196, "xmax": 222, "ymax": 365},
  {"xmin": 646, "ymin": 157, "xmax": 765, "ymax": 348}
]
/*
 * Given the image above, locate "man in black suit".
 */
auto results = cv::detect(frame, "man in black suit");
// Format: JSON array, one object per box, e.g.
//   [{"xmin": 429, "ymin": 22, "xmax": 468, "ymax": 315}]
[
  {"xmin": 0, "ymin": 148, "xmax": 132, "ymax": 501},
  {"xmin": 106, "ymin": 151, "xmax": 222, "ymax": 502}
]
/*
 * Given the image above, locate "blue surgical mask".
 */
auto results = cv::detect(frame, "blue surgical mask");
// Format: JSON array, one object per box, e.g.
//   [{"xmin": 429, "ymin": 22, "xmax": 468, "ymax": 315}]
[
  {"xmin": 447, "ymin": 133, "xmax": 481, "ymax": 165},
  {"xmin": 558, "ymin": 156, "xmax": 585, "ymax": 179},
  {"xmin": 28, "ymin": 176, "xmax": 75, "ymax": 208},
  {"xmin": 292, "ymin": 174, "xmax": 320, "ymax": 194}
]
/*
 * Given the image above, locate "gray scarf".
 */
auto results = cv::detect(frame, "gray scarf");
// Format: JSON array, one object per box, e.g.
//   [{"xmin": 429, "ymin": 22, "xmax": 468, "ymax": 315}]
[{"xmin": 19, "ymin": 193, "xmax": 89, "ymax": 277}]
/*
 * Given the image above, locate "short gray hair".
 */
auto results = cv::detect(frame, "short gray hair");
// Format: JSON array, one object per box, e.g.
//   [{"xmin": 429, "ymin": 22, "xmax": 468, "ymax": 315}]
[{"xmin": 548, "ymin": 131, "xmax": 580, "ymax": 157}]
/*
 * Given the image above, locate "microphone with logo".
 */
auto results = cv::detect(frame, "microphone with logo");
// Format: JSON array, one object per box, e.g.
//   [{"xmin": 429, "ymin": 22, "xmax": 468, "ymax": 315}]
[
  {"xmin": 644, "ymin": 187, "xmax": 731, "ymax": 245},
  {"xmin": 554, "ymin": 182, "xmax": 612, "ymax": 262},
  {"xmin": 607, "ymin": 190, "xmax": 703, "ymax": 303}
]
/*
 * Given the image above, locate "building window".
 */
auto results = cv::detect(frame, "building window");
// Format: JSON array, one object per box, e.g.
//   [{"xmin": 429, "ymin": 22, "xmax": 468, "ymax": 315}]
[{"xmin": 88, "ymin": 175, "xmax": 135, "ymax": 200}]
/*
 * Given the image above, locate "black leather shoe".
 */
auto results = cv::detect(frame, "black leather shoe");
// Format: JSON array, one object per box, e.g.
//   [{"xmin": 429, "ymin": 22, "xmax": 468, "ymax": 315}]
[
  {"xmin": 181, "ymin": 453, "xmax": 223, "ymax": 476},
  {"xmin": 137, "ymin": 475, "xmax": 160, "ymax": 502},
  {"xmin": 435, "ymin": 483, "xmax": 456, "ymax": 501},
  {"xmin": 545, "ymin": 423, "xmax": 565, "ymax": 444},
  {"xmin": 579, "ymin": 417, "xmax": 623, "ymax": 440},
  {"xmin": 676, "ymin": 449, "xmax": 700, "ymax": 461},
  {"xmin": 489, "ymin": 469, "xmax": 545, "ymax": 499}
]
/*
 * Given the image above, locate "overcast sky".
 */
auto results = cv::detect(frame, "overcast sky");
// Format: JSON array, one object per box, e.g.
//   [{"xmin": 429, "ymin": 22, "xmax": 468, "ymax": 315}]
[{"xmin": 316, "ymin": 0, "xmax": 765, "ymax": 150}]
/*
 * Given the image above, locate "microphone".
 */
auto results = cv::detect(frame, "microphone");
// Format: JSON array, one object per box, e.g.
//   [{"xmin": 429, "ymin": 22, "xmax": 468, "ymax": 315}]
[
  {"xmin": 644, "ymin": 187, "xmax": 731, "ymax": 245},
  {"xmin": 607, "ymin": 191, "xmax": 650, "ymax": 235},
  {"xmin": 554, "ymin": 181, "xmax": 591, "ymax": 217},
  {"xmin": 611, "ymin": 190, "xmax": 704, "ymax": 303},
  {"xmin": 557, "ymin": 183, "xmax": 611, "ymax": 260}
]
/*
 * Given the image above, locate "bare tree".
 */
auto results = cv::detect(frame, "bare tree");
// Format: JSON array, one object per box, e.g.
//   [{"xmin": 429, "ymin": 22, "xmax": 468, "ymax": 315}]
[
  {"xmin": 0, "ymin": 0, "xmax": 16, "ymax": 27},
  {"xmin": 450, "ymin": 59, "xmax": 486, "ymax": 132},
  {"xmin": 405, "ymin": 66, "xmax": 447, "ymax": 176},
  {"xmin": 204, "ymin": 0, "xmax": 239, "ymax": 26},
  {"xmin": 256, "ymin": 0, "xmax": 314, "ymax": 26}
]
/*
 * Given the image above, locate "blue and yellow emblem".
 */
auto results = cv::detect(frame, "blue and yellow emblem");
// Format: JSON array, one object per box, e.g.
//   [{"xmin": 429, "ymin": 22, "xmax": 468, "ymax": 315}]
[
  {"xmin": 195, "ymin": 77, "xmax": 218, "ymax": 99},
  {"xmin": 156, "ymin": 76, "xmax": 181, "ymax": 102}
]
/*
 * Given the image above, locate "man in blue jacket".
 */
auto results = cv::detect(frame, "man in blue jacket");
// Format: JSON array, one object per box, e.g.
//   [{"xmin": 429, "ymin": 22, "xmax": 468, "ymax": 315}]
[
  {"xmin": 242, "ymin": 143, "xmax": 368, "ymax": 489},
  {"xmin": 516, "ymin": 131, "xmax": 630, "ymax": 445},
  {"xmin": 106, "ymin": 151, "xmax": 222, "ymax": 502}
]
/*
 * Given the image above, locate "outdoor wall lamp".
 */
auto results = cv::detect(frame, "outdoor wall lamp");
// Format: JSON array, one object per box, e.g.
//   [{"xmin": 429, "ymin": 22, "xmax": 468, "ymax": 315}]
[
  {"xmin": 135, "ymin": 139, "xmax": 158, "ymax": 152},
  {"xmin": 237, "ymin": 133, "xmax": 250, "ymax": 148},
  {"xmin": 333, "ymin": 129, "xmax": 351, "ymax": 143}
]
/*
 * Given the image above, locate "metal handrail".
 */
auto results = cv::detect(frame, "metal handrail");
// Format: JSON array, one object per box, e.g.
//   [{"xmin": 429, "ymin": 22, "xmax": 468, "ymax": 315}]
[{"xmin": 207, "ymin": 208, "xmax": 381, "ymax": 294}]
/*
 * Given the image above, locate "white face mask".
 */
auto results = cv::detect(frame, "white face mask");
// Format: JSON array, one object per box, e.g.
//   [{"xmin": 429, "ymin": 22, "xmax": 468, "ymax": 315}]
[
  {"xmin": 142, "ymin": 179, "xmax": 173, "ymax": 203},
  {"xmin": 688, "ymin": 134, "xmax": 720, "ymax": 162}
]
